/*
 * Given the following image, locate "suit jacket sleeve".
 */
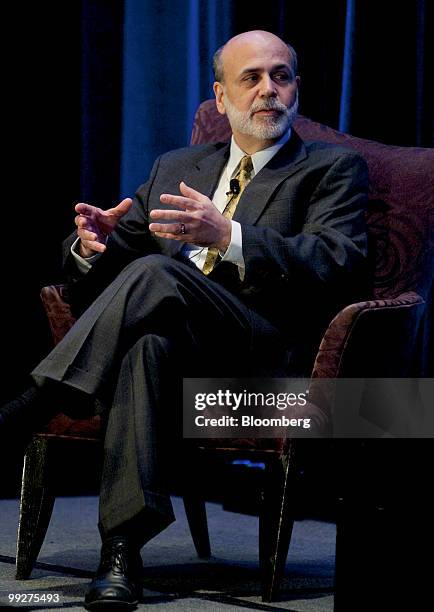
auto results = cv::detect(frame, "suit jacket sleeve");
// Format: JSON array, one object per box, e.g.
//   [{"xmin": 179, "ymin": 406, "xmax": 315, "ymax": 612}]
[{"xmin": 61, "ymin": 156, "xmax": 163, "ymax": 314}]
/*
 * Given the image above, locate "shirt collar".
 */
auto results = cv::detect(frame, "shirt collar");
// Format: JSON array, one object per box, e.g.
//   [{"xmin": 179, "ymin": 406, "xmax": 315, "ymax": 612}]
[{"xmin": 226, "ymin": 128, "xmax": 292, "ymax": 180}]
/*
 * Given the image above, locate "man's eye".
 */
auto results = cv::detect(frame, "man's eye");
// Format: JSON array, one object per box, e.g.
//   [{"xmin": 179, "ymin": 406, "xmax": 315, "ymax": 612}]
[
  {"xmin": 244, "ymin": 74, "xmax": 259, "ymax": 82},
  {"xmin": 273, "ymin": 73, "xmax": 290, "ymax": 82}
]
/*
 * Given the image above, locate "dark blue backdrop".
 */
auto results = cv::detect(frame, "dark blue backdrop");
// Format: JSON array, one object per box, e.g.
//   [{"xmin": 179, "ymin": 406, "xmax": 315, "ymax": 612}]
[
  {"xmin": 2, "ymin": 0, "xmax": 433, "ymax": 403},
  {"xmin": 79, "ymin": 0, "xmax": 432, "ymax": 205},
  {"xmin": 120, "ymin": 0, "xmax": 232, "ymax": 197}
]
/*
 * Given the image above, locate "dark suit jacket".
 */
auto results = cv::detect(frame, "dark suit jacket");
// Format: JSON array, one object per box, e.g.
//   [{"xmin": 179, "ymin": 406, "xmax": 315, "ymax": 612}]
[{"xmin": 64, "ymin": 130, "xmax": 369, "ymax": 373}]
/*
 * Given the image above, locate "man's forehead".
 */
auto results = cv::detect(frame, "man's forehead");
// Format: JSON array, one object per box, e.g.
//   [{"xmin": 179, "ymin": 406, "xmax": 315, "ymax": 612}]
[{"xmin": 221, "ymin": 34, "xmax": 292, "ymax": 76}]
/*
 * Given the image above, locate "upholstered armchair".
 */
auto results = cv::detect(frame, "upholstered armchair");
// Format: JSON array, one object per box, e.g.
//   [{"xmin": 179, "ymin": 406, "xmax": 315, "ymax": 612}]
[{"xmin": 15, "ymin": 101, "xmax": 433, "ymax": 604}]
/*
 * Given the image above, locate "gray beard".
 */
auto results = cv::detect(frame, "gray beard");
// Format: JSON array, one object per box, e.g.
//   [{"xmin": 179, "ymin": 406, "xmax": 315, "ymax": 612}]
[{"xmin": 224, "ymin": 91, "xmax": 299, "ymax": 141}]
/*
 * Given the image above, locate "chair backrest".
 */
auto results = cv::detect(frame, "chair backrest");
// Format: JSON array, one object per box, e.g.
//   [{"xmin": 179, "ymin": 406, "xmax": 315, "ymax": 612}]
[{"xmin": 191, "ymin": 100, "xmax": 434, "ymax": 301}]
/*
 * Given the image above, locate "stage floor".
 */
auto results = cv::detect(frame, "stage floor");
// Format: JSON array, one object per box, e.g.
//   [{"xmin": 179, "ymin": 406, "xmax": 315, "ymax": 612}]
[{"xmin": 0, "ymin": 496, "xmax": 335, "ymax": 611}]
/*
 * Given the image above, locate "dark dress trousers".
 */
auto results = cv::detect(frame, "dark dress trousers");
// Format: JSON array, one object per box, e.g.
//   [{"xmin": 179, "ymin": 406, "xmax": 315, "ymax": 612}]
[{"xmin": 32, "ymin": 131, "xmax": 369, "ymax": 542}]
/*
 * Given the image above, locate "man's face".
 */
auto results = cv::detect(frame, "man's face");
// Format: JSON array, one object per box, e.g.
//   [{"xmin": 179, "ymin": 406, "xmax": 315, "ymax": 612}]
[
  {"xmin": 222, "ymin": 89, "xmax": 299, "ymax": 143},
  {"xmin": 214, "ymin": 33, "xmax": 300, "ymax": 152}
]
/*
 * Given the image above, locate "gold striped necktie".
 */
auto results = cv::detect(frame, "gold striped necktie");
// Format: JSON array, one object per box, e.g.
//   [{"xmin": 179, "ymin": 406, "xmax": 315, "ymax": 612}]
[{"xmin": 202, "ymin": 155, "xmax": 253, "ymax": 275}]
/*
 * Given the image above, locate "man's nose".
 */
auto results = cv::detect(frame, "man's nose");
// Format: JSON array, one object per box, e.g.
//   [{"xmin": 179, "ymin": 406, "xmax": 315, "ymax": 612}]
[{"xmin": 259, "ymin": 75, "xmax": 277, "ymax": 97}]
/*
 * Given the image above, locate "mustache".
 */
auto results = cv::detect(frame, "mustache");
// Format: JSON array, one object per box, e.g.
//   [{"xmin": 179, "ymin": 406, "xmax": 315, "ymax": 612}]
[{"xmin": 249, "ymin": 99, "xmax": 290, "ymax": 115}]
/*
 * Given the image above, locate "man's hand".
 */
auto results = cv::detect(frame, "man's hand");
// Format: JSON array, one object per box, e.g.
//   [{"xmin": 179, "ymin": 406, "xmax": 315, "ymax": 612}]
[
  {"xmin": 149, "ymin": 182, "xmax": 232, "ymax": 252},
  {"xmin": 74, "ymin": 198, "xmax": 133, "ymax": 258}
]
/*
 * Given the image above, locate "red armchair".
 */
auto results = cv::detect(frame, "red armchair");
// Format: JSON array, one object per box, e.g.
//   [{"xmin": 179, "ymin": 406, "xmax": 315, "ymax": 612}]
[{"xmin": 15, "ymin": 101, "xmax": 433, "ymax": 604}]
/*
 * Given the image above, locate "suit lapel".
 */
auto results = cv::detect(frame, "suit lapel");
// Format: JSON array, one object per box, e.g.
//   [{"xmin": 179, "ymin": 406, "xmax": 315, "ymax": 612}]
[
  {"xmin": 233, "ymin": 130, "xmax": 307, "ymax": 226},
  {"xmin": 184, "ymin": 144, "xmax": 230, "ymax": 198}
]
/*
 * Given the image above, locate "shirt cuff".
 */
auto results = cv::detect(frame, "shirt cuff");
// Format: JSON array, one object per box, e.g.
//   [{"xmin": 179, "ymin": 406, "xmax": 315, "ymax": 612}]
[
  {"xmin": 220, "ymin": 221, "xmax": 245, "ymax": 280},
  {"xmin": 71, "ymin": 237, "xmax": 101, "ymax": 274}
]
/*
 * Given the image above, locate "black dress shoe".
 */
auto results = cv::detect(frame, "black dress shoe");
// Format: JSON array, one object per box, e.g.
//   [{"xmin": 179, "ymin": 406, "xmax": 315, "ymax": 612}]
[{"xmin": 84, "ymin": 537, "xmax": 143, "ymax": 610}]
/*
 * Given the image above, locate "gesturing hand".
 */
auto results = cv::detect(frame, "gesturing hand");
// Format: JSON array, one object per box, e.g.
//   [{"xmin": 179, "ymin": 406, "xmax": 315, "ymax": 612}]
[
  {"xmin": 74, "ymin": 198, "xmax": 133, "ymax": 258},
  {"xmin": 149, "ymin": 182, "xmax": 232, "ymax": 252}
]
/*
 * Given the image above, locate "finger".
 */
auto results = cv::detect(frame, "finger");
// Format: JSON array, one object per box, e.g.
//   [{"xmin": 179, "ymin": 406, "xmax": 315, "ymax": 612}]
[
  {"xmin": 149, "ymin": 209, "xmax": 189, "ymax": 222},
  {"xmin": 78, "ymin": 228, "xmax": 98, "ymax": 242},
  {"xmin": 81, "ymin": 239, "xmax": 107, "ymax": 254},
  {"xmin": 106, "ymin": 198, "xmax": 133, "ymax": 217},
  {"xmin": 75, "ymin": 215, "xmax": 95, "ymax": 230},
  {"xmin": 179, "ymin": 181, "xmax": 207, "ymax": 201},
  {"xmin": 75, "ymin": 202, "xmax": 99, "ymax": 217},
  {"xmin": 152, "ymin": 231, "xmax": 185, "ymax": 241},
  {"xmin": 159, "ymin": 194, "xmax": 198, "ymax": 210},
  {"xmin": 149, "ymin": 222, "xmax": 187, "ymax": 235}
]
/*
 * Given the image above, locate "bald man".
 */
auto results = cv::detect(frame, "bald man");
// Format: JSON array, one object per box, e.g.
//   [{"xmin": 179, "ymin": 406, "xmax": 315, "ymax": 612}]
[{"xmin": 1, "ymin": 31, "xmax": 368, "ymax": 609}]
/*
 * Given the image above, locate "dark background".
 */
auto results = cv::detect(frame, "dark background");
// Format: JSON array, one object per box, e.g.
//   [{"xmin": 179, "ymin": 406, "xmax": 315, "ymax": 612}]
[{"xmin": 1, "ymin": 1, "xmax": 433, "ymax": 504}]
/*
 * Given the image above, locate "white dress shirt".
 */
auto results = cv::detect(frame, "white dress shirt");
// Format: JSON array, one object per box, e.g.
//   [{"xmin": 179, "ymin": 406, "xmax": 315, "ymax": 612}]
[{"xmin": 72, "ymin": 129, "xmax": 291, "ymax": 275}]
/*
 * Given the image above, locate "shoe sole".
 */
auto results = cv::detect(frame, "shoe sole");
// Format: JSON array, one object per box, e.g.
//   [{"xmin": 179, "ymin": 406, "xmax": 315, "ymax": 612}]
[{"xmin": 84, "ymin": 598, "xmax": 139, "ymax": 611}]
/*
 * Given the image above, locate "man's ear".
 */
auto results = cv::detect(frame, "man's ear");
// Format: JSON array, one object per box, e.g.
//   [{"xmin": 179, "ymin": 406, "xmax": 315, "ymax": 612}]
[{"xmin": 213, "ymin": 82, "xmax": 226, "ymax": 115}]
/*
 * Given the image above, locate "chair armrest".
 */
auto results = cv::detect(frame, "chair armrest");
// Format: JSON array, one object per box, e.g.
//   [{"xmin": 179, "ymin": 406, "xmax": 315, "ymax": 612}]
[
  {"xmin": 39, "ymin": 285, "xmax": 101, "ymax": 437},
  {"xmin": 311, "ymin": 291, "xmax": 426, "ymax": 378},
  {"xmin": 40, "ymin": 284, "xmax": 76, "ymax": 345}
]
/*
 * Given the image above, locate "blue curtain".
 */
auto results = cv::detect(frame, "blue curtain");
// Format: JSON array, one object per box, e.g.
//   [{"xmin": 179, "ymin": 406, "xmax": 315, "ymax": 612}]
[
  {"xmin": 120, "ymin": 0, "xmax": 232, "ymax": 197},
  {"xmin": 338, "ymin": 0, "xmax": 356, "ymax": 132}
]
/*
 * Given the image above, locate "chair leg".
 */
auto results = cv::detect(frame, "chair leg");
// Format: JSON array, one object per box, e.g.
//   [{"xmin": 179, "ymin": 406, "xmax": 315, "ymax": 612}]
[
  {"xmin": 183, "ymin": 494, "xmax": 211, "ymax": 558},
  {"xmin": 259, "ymin": 447, "xmax": 298, "ymax": 602},
  {"xmin": 16, "ymin": 436, "xmax": 55, "ymax": 580}
]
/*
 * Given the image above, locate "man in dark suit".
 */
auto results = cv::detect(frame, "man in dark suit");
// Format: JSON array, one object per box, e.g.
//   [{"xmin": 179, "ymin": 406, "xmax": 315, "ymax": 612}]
[{"xmin": 1, "ymin": 30, "xmax": 368, "ymax": 609}]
